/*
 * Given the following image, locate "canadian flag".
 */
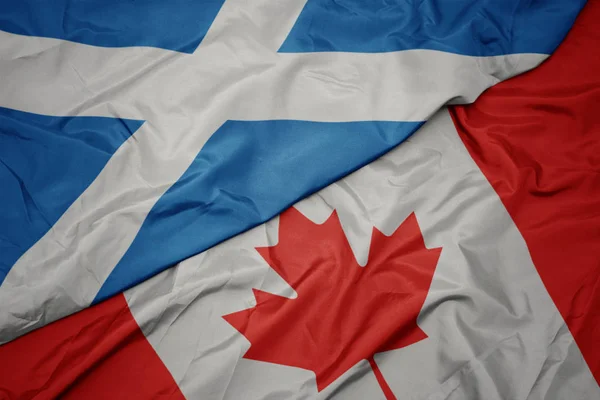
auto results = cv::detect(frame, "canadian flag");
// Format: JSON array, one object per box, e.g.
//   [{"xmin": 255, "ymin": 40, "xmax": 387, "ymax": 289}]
[{"xmin": 0, "ymin": 2, "xmax": 599, "ymax": 399}]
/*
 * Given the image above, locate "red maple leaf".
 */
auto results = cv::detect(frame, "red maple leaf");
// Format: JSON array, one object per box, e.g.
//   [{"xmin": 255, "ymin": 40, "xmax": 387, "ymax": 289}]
[{"xmin": 223, "ymin": 208, "xmax": 441, "ymax": 398}]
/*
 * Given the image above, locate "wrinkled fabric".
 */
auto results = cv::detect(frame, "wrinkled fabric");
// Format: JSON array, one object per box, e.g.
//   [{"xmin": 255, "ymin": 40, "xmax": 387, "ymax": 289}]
[
  {"xmin": 0, "ymin": 0, "xmax": 226, "ymax": 52},
  {"xmin": 0, "ymin": 0, "xmax": 598, "ymax": 399},
  {"xmin": 0, "ymin": 0, "xmax": 578, "ymax": 344},
  {"xmin": 450, "ymin": 0, "xmax": 600, "ymax": 383},
  {"xmin": 280, "ymin": 0, "xmax": 585, "ymax": 55},
  {"xmin": 2, "ymin": 102, "xmax": 598, "ymax": 398}
]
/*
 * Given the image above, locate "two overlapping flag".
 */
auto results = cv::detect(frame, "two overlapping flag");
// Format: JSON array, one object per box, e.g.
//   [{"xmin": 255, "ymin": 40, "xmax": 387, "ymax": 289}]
[{"xmin": 0, "ymin": 1, "xmax": 598, "ymax": 399}]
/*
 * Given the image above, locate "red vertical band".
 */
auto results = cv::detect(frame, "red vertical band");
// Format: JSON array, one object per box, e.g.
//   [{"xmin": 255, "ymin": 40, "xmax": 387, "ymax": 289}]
[{"xmin": 451, "ymin": 0, "xmax": 600, "ymax": 383}]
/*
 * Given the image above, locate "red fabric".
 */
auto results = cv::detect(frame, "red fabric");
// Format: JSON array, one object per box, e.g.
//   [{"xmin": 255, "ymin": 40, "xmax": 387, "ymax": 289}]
[
  {"xmin": 451, "ymin": 0, "xmax": 600, "ymax": 383},
  {"xmin": 223, "ymin": 208, "xmax": 440, "ymax": 393},
  {"xmin": 0, "ymin": 294, "xmax": 185, "ymax": 400}
]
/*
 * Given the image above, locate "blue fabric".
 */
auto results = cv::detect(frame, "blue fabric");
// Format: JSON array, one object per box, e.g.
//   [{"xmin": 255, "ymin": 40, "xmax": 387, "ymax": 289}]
[
  {"xmin": 95, "ymin": 119, "xmax": 423, "ymax": 302},
  {"xmin": 0, "ymin": 0, "xmax": 226, "ymax": 53},
  {"xmin": 0, "ymin": 107, "xmax": 143, "ymax": 284},
  {"xmin": 279, "ymin": 0, "xmax": 587, "ymax": 55},
  {"xmin": 0, "ymin": 0, "xmax": 585, "ymax": 55}
]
